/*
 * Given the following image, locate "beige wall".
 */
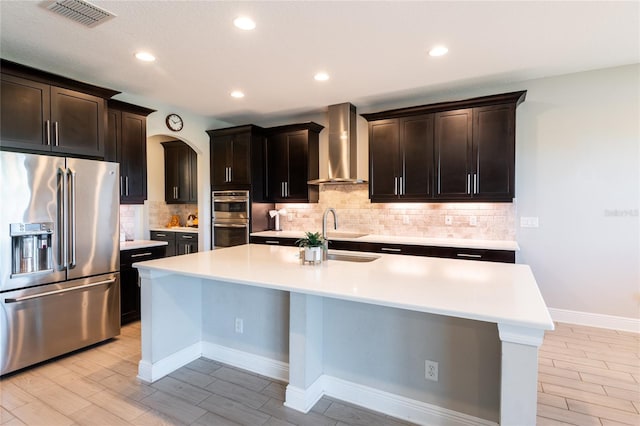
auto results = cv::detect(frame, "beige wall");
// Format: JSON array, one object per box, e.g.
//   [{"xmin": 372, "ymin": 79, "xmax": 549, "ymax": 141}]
[{"xmin": 513, "ymin": 65, "xmax": 639, "ymax": 320}]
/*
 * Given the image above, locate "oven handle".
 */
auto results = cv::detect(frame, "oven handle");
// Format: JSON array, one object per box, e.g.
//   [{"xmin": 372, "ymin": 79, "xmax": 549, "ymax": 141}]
[
  {"xmin": 213, "ymin": 198, "xmax": 249, "ymax": 203},
  {"xmin": 214, "ymin": 223, "xmax": 249, "ymax": 228},
  {"xmin": 4, "ymin": 278, "xmax": 116, "ymax": 303}
]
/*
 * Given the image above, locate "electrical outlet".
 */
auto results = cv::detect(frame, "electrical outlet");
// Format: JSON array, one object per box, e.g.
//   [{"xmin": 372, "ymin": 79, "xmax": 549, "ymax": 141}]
[
  {"xmin": 235, "ymin": 318, "xmax": 244, "ymax": 334},
  {"xmin": 425, "ymin": 360, "xmax": 438, "ymax": 382},
  {"xmin": 469, "ymin": 216, "xmax": 477, "ymax": 226},
  {"xmin": 287, "ymin": 213, "xmax": 293, "ymax": 222},
  {"xmin": 403, "ymin": 215, "xmax": 410, "ymax": 225},
  {"xmin": 445, "ymin": 215, "xmax": 453, "ymax": 225}
]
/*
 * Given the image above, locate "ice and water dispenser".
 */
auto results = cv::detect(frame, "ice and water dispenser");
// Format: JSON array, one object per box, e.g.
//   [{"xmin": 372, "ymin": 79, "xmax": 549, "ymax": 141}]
[{"xmin": 10, "ymin": 222, "xmax": 54, "ymax": 276}]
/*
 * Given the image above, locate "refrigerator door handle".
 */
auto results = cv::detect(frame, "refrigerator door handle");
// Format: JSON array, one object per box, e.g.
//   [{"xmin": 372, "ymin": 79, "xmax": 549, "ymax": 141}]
[
  {"xmin": 68, "ymin": 168, "xmax": 77, "ymax": 268},
  {"xmin": 57, "ymin": 167, "xmax": 68, "ymax": 270},
  {"xmin": 4, "ymin": 278, "xmax": 116, "ymax": 303}
]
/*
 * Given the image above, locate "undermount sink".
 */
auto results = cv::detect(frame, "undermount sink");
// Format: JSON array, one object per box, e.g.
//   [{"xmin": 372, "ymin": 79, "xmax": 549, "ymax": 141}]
[
  {"xmin": 326, "ymin": 252, "xmax": 380, "ymax": 263},
  {"xmin": 325, "ymin": 231, "xmax": 368, "ymax": 239}
]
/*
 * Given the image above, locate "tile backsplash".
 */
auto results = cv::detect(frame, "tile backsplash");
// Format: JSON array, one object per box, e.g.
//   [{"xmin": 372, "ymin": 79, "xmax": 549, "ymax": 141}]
[
  {"xmin": 119, "ymin": 204, "xmax": 139, "ymax": 240},
  {"xmin": 275, "ymin": 184, "xmax": 515, "ymax": 241},
  {"xmin": 147, "ymin": 201, "xmax": 197, "ymax": 229}
]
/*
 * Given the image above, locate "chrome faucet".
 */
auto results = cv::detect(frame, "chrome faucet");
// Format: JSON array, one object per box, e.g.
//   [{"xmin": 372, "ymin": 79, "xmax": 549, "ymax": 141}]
[{"xmin": 322, "ymin": 207, "xmax": 338, "ymax": 260}]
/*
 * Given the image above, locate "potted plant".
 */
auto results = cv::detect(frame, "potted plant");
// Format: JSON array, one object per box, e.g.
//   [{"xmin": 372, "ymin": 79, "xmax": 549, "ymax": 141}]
[{"xmin": 296, "ymin": 231, "xmax": 325, "ymax": 263}]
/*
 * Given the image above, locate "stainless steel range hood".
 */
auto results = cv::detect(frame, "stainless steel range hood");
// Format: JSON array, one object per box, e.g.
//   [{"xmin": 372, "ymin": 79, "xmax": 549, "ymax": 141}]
[{"xmin": 308, "ymin": 102, "xmax": 366, "ymax": 185}]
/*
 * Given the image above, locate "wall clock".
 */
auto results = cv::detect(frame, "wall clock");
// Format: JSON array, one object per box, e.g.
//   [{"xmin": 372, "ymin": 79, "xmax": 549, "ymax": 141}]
[{"xmin": 165, "ymin": 114, "xmax": 184, "ymax": 132}]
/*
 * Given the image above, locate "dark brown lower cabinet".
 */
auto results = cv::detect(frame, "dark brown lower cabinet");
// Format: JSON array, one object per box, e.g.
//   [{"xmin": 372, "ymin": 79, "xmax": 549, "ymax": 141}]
[
  {"xmin": 120, "ymin": 246, "xmax": 166, "ymax": 325},
  {"xmin": 249, "ymin": 236, "xmax": 515, "ymax": 263},
  {"xmin": 150, "ymin": 230, "xmax": 199, "ymax": 257}
]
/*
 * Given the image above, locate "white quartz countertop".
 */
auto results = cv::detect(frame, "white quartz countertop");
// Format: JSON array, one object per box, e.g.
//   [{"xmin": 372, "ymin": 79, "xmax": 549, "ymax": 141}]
[
  {"xmin": 121, "ymin": 240, "xmax": 168, "ymax": 251},
  {"xmin": 150, "ymin": 227, "xmax": 199, "ymax": 234},
  {"xmin": 251, "ymin": 230, "xmax": 519, "ymax": 251},
  {"xmin": 134, "ymin": 244, "xmax": 552, "ymax": 330}
]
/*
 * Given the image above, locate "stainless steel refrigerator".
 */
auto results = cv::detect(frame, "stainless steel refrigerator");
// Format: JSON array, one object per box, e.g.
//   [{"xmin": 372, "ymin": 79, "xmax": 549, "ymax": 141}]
[{"xmin": 0, "ymin": 151, "xmax": 120, "ymax": 375}]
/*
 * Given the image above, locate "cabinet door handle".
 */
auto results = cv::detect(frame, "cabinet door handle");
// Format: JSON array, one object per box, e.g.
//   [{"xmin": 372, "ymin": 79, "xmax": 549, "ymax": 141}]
[
  {"xmin": 229, "ymin": 167, "xmax": 232, "ymax": 182},
  {"xmin": 467, "ymin": 174, "xmax": 471, "ymax": 194},
  {"xmin": 456, "ymin": 253, "xmax": 482, "ymax": 259},
  {"xmin": 399, "ymin": 176, "xmax": 404, "ymax": 196},
  {"xmin": 281, "ymin": 182, "xmax": 284, "ymax": 198},
  {"xmin": 285, "ymin": 182, "xmax": 288, "ymax": 197},
  {"xmin": 131, "ymin": 252, "xmax": 153, "ymax": 258},
  {"xmin": 381, "ymin": 247, "xmax": 401, "ymax": 253},
  {"xmin": 45, "ymin": 120, "xmax": 51, "ymax": 146},
  {"xmin": 125, "ymin": 176, "xmax": 129, "ymax": 196},
  {"xmin": 394, "ymin": 177, "xmax": 398, "ymax": 195},
  {"xmin": 182, "ymin": 235, "xmax": 193, "ymax": 239},
  {"xmin": 54, "ymin": 121, "xmax": 60, "ymax": 146},
  {"xmin": 265, "ymin": 240, "xmax": 280, "ymax": 245},
  {"xmin": 155, "ymin": 233, "xmax": 166, "ymax": 237},
  {"xmin": 120, "ymin": 176, "xmax": 123, "ymax": 197},
  {"xmin": 473, "ymin": 173, "xmax": 477, "ymax": 194}
]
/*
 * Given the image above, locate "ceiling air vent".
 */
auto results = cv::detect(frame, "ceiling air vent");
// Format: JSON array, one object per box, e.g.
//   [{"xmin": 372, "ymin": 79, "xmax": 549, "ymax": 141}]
[{"xmin": 46, "ymin": 0, "xmax": 115, "ymax": 28}]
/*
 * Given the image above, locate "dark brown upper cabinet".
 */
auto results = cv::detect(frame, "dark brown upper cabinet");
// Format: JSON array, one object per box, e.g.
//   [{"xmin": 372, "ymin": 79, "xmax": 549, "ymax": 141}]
[
  {"xmin": 434, "ymin": 109, "xmax": 473, "ymax": 199},
  {"xmin": 162, "ymin": 140, "xmax": 198, "ymax": 204},
  {"xmin": 264, "ymin": 122, "xmax": 323, "ymax": 203},
  {"xmin": 106, "ymin": 100, "xmax": 155, "ymax": 204},
  {"xmin": 0, "ymin": 60, "xmax": 119, "ymax": 158},
  {"xmin": 472, "ymin": 104, "xmax": 516, "ymax": 200},
  {"xmin": 363, "ymin": 91, "xmax": 525, "ymax": 203},
  {"xmin": 368, "ymin": 115, "xmax": 434, "ymax": 202},
  {"xmin": 207, "ymin": 125, "xmax": 266, "ymax": 199}
]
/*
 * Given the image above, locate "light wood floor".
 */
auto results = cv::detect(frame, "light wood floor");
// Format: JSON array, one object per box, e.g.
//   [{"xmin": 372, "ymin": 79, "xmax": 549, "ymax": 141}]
[
  {"xmin": 1, "ymin": 321, "xmax": 638, "ymax": 425},
  {"xmin": 536, "ymin": 322, "xmax": 639, "ymax": 426}
]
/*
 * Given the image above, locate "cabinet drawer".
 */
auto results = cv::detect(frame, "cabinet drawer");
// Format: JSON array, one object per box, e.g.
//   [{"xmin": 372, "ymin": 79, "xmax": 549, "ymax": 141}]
[
  {"xmin": 121, "ymin": 246, "xmax": 166, "ymax": 266},
  {"xmin": 428, "ymin": 247, "xmax": 515, "ymax": 264},
  {"xmin": 176, "ymin": 232, "xmax": 198, "ymax": 242},
  {"xmin": 250, "ymin": 236, "xmax": 298, "ymax": 246},
  {"xmin": 150, "ymin": 231, "xmax": 176, "ymax": 242}
]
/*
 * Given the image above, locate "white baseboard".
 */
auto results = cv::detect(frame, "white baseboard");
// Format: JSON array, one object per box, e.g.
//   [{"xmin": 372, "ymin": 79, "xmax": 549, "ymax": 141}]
[
  {"xmin": 323, "ymin": 375, "xmax": 497, "ymax": 426},
  {"xmin": 137, "ymin": 341, "xmax": 202, "ymax": 383},
  {"xmin": 201, "ymin": 341, "xmax": 289, "ymax": 382},
  {"xmin": 549, "ymin": 308, "xmax": 640, "ymax": 333},
  {"xmin": 284, "ymin": 377, "xmax": 325, "ymax": 414},
  {"xmin": 142, "ymin": 342, "xmax": 497, "ymax": 425}
]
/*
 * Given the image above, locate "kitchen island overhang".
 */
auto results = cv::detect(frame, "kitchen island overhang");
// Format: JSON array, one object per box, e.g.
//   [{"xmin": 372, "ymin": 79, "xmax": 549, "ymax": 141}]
[{"xmin": 134, "ymin": 244, "xmax": 554, "ymax": 425}]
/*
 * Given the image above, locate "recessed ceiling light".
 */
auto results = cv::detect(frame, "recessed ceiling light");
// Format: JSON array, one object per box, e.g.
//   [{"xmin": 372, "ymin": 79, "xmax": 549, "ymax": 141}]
[
  {"xmin": 314, "ymin": 72, "xmax": 330, "ymax": 81},
  {"xmin": 230, "ymin": 90, "xmax": 245, "ymax": 99},
  {"xmin": 429, "ymin": 46, "xmax": 448, "ymax": 57},
  {"xmin": 234, "ymin": 16, "xmax": 256, "ymax": 30},
  {"xmin": 135, "ymin": 51, "xmax": 156, "ymax": 62}
]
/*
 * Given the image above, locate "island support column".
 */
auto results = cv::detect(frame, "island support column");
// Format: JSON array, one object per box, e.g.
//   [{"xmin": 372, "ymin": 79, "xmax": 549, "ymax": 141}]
[
  {"xmin": 137, "ymin": 269, "xmax": 203, "ymax": 383},
  {"xmin": 498, "ymin": 324, "xmax": 545, "ymax": 426},
  {"xmin": 285, "ymin": 293, "xmax": 324, "ymax": 413}
]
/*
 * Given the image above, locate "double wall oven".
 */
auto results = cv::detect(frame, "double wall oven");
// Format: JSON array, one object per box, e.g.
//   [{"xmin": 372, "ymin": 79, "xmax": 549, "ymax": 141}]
[{"xmin": 212, "ymin": 190, "xmax": 250, "ymax": 248}]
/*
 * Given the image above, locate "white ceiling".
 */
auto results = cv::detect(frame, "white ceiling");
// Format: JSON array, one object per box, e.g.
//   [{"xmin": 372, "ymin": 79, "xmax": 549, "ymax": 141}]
[{"xmin": 1, "ymin": 1, "xmax": 638, "ymax": 123}]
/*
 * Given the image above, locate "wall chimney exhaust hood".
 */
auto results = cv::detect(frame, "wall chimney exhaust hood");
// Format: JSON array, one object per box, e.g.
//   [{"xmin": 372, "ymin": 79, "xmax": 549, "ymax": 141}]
[{"xmin": 308, "ymin": 102, "xmax": 366, "ymax": 185}]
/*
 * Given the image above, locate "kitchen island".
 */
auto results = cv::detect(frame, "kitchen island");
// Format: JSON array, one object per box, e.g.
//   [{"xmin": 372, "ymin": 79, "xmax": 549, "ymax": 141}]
[{"xmin": 134, "ymin": 244, "xmax": 553, "ymax": 425}]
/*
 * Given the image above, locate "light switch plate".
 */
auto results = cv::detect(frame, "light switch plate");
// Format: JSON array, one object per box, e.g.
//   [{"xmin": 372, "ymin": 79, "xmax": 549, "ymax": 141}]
[{"xmin": 520, "ymin": 217, "xmax": 539, "ymax": 228}]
